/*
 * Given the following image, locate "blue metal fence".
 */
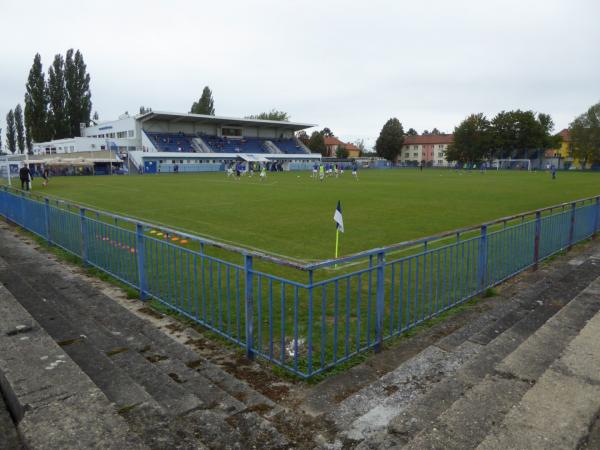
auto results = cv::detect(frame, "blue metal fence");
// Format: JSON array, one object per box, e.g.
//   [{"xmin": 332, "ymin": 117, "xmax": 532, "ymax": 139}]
[{"xmin": 1, "ymin": 185, "xmax": 598, "ymax": 378}]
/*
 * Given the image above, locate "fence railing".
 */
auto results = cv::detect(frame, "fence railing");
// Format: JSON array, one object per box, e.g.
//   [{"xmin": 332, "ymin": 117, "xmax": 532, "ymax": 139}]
[{"xmin": 1, "ymin": 185, "xmax": 598, "ymax": 378}]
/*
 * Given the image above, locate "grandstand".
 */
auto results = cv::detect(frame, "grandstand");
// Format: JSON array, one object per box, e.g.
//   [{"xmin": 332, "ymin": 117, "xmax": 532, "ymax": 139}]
[{"xmin": 32, "ymin": 111, "xmax": 321, "ymax": 173}]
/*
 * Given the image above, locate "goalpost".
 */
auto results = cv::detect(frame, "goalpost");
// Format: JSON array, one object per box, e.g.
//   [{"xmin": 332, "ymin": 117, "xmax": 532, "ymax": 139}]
[
  {"xmin": 493, "ymin": 159, "xmax": 532, "ymax": 171},
  {"xmin": 0, "ymin": 154, "xmax": 26, "ymax": 187}
]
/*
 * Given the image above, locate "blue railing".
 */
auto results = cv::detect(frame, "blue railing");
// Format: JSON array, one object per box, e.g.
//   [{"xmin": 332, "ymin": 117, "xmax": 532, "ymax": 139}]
[{"xmin": 1, "ymin": 185, "xmax": 598, "ymax": 379}]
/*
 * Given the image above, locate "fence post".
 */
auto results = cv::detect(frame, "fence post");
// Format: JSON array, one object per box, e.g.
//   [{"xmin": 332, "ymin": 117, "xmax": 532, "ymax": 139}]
[
  {"xmin": 307, "ymin": 270, "xmax": 314, "ymax": 375},
  {"xmin": 533, "ymin": 211, "xmax": 541, "ymax": 270},
  {"xmin": 136, "ymin": 223, "xmax": 148, "ymax": 300},
  {"xmin": 44, "ymin": 198, "xmax": 51, "ymax": 243},
  {"xmin": 593, "ymin": 197, "xmax": 599, "ymax": 240},
  {"xmin": 477, "ymin": 225, "xmax": 488, "ymax": 291},
  {"xmin": 244, "ymin": 254, "xmax": 254, "ymax": 360},
  {"xmin": 375, "ymin": 251, "xmax": 385, "ymax": 352},
  {"xmin": 568, "ymin": 202, "xmax": 576, "ymax": 250},
  {"xmin": 80, "ymin": 208, "xmax": 88, "ymax": 264}
]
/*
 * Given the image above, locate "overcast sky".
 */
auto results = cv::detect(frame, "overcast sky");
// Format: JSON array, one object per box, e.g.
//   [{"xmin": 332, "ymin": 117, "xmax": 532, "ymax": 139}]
[{"xmin": 1, "ymin": 0, "xmax": 599, "ymax": 148}]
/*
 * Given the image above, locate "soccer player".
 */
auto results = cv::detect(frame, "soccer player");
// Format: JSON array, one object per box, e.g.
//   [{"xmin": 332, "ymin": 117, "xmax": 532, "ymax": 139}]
[
  {"xmin": 312, "ymin": 163, "xmax": 318, "ymax": 178},
  {"xmin": 319, "ymin": 164, "xmax": 325, "ymax": 181},
  {"xmin": 260, "ymin": 165, "xmax": 267, "ymax": 181},
  {"xmin": 352, "ymin": 162, "xmax": 358, "ymax": 180}
]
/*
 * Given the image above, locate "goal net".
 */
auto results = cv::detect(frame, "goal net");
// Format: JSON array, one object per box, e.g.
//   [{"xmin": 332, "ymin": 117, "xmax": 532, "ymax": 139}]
[
  {"xmin": 493, "ymin": 159, "xmax": 532, "ymax": 171},
  {"xmin": 0, "ymin": 155, "xmax": 23, "ymax": 187}
]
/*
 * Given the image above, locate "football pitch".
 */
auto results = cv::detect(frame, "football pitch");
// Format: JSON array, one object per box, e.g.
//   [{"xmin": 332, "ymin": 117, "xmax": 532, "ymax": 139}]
[{"xmin": 27, "ymin": 169, "xmax": 600, "ymax": 261}]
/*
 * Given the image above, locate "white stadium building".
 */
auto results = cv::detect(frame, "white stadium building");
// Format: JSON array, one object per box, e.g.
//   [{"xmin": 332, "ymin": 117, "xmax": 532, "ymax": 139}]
[{"xmin": 32, "ymin": 111, "xmax": 321, "ymax": 173}]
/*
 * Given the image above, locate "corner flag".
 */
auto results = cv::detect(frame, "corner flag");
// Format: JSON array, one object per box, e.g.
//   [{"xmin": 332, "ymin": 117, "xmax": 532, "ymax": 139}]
[
  {"xmin": 334, "ymin": 201, "xmax": 344, "ymax": 259},
  {"xmin": 334, "ymin": 201, "xmax": 344, "ymax": 233}
]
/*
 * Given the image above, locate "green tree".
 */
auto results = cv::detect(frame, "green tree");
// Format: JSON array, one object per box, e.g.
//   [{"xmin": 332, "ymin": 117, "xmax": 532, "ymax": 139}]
[
  {"xmin": 336, "ymin": 146, "xmax": 349, "ymax": 158},
  {"xmin": 191, "ymin": 86, "xmax": 215, "ymax": 115},
  {"xmin": 24, "ymin": 53, "xmax": 49, "ymax": 143},
  {"xmin": 14, "ymin": 104, "xmax": 25, "ymax": 153},
  {"xmin": 25, "ymin": 127, "xmax": 33, "ymax": 154},
  {"xmin": 246, "ymin": 109, "xmax": 289, "ymax": 121},
  {"xmin": 446, "ymin": 113, "xmax": 491, "ymax": 164},
  {"xmin": 65, "ymin": 49, "xmax": 92, "ymax": 137},
  {"xmin": 47, "ymin": 53, "xmax": 70, "ymax": 139},
  {"xmin": 490, "ymin": 110, "xmax": 554, "ymax": 159},
  {"xmin": 569, "ymin": 102, "xmax": 600, "ymax": 168},
  {"xmin": 422, "ymin": 129, "xmax": 430, "ymax": 135},
  {"xmin": 139, "ymin": 106, "xmax": 152, "ymax": 114},
  {"xmin": 321, "ymin": 127, "xmax": 334, "ymax": 137},
  {"xmin": 431, "ymin": 128, "xmax": 442, "ymax": 135},
  {"xmin": 92, "ymin": 111, "xmax": 99, "ymax": 121},
  {"xmin": 375, "ymin": 118, "xmax": 404, "ymax": 161},
  {"xmin": 406, "ymin": 128, "xmax": 418, "ymax": 136},
  {"xmin": 296, "ymin": 130, "xmax": 309, "ymax": 145},
  {"xmin": 308, "ymin": 131, "xmax": 326, "ymax": 155},
  {"xmin": 5, "ymin": 110, "xmax": 16, "ymax": 154}
]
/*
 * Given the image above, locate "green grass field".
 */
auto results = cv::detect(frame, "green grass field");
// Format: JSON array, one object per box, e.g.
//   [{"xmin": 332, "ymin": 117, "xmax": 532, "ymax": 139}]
[{"xmin": 25, "ymin": 169, "xmax": 600, "ymax": 261}]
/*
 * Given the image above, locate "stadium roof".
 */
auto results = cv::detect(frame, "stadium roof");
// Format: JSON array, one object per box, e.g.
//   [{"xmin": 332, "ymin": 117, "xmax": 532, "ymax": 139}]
[{"xmin": 137, "ymin": 111, "xmax": 316, "ymax": 131}]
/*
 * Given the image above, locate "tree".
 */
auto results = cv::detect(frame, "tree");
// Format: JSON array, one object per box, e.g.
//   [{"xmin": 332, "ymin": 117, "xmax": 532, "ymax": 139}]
[
  {"xmin": 490, "ymin": 110, "xmax": 555, "ymax": 159},
  {"xmin": 431, "ymin": 128, "xmax": 442, "ymax": 135},
  {"xmin": 24, "ymin": 53, "xmax": 49, "ymax": 143},
  {"xmin": 445, "ymin": 113, "xmax": 491, "ymax": 164},
  {"xmin": 308, "ymin": 131, "xmax": 326, "ymax": 155},
  {"xmin": 406, "ymin": 128, "xmax": 418, "ymax": 136},
  {"xmin": 25, "ymin": 127, "xmax": 33, "ymax": 154},
  {"xmin": 92, "ymin": 111, "xmax": 99, "ymax": 121},
  {"xmin": 336, "ymin": 146, "xmax": 349, "ymax": 159},
  {"xmin": 65, "ymin": 49, "xmax": 92, "ymax": 137},
  {"xmin": 354, "ymin": 139, "xmax": 366, "ymax": 154},
  {"xmin": 47, "ymin": 53, "xmax": 70, "ymax": 139},
  {"xmin": 14, "ymin": 104, "xmax": 25, "ymax": 154},
  {"xmin": 6, "ymin": 110, "xmax": 16, "ymax": 154},
  {"xmin": 569, "ymin": 102, "xmax": 600, "ymax": 168},
  {"xmin": 245, "ymin": 109, "xmax": 289, "ymax": 121},
  {"xmin": 422, "ymin": 129, "xmax": 430, "ymax": 135},
  {"xmin": 139, "ymin": 106, "xmax": 152, "ymax": 114},
  {"xmin": 321, "ymin": 127, "xmax": 334, "ymax": 137},
  {"xmin": 296, "ymin": 130, "xmax": 309, "ymax": 145},
  {"xmin": 190, "ymin": 86, "xmax": 215, "ymax": 115},
  {"xmin": 375, "ymin": 118, "xmax": 404, "ymax": 161}
]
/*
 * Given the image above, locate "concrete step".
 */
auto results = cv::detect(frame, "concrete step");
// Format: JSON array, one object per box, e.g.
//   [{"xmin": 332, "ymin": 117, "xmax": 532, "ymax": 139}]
[
  {"xmin": 478, "ymin": 278, "xmax": 600, "ymax": 449},
  {"xmin": 324, "ymin": 255, "xmax": 598, "ymax": 446},
  {"xmin": 0, "ymin": 246, "xmax": 290, "ymax": 447},
  {"xmin": 46, "ymin": 263, "xmax": 282, "ymax": 415},
  {"xmin": 386, "ymin": 256, "xmax": 600, "ymax": 447},
  {"xmin": 0, "ymin": 267, "xmax": 158, "ymax": 411},
  {"xmin": 403, "ymin": 270, "xmax": 600, "ymax": 449},
  {"xmin": 0, "ymin": 283, "xmax": 145, "ymax": 449},
  {"xmin": 0, "ymin": 392, "xmax": 22, "ymax": 450}
]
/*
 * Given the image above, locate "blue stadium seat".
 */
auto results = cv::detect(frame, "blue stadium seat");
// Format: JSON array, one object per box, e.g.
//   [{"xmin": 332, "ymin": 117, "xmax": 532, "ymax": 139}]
[{"xmin": 272, "ymin": 139, "xmax": 308, "ymax": 154}]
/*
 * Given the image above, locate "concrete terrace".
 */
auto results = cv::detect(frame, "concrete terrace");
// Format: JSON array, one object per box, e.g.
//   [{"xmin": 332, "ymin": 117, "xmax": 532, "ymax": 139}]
[{"xmin": 0, "ymin": 219, "xmax": 599, "ymax": 449}]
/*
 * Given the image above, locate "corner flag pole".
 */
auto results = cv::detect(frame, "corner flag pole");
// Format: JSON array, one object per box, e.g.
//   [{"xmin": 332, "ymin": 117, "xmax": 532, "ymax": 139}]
[{"xmin": 333, "ymin": 200, "xmax": 344, "ymax": 261}]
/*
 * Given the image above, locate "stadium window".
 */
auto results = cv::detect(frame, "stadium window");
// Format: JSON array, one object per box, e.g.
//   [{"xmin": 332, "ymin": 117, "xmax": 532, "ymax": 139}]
[
  {"xmin": 413, "ymin": 153, "xmax": 418, "ymax": 157},
  {"xmin": 172, "ymin": 160, "xmax": 176, "ymax": 164},
  {"xmin": 101, "ymin": 145, "xmax": 106, "ymax": 150},
  {"xmin": 159, "ymin": 160, "xmax": 163, "ymax": 163},
  {"xmin": 128, "ymin": 130, "xmax": 134, "ymax": 137}
]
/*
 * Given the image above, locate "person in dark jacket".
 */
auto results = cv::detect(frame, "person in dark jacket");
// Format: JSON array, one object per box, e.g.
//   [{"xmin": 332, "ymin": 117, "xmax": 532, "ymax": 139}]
[{"xmin": 19, "ymin": 165, "xmax": 32, "ymax": 191}]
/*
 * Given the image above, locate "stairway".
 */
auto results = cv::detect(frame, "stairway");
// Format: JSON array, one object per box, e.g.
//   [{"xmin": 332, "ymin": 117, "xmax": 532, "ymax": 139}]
[
  {"xmin": 0, "ymin": 224, "xmax": 289, "ymax": 449},
  {"xmin": 312, "ymin": 244, "xmax": 600, "ymax": 449}
]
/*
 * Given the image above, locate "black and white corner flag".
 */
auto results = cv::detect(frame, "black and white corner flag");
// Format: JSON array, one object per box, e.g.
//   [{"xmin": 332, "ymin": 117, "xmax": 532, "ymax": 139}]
[{"xmin": 334, "ymin": 201, "xmax": 344, "ymax": 233}]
